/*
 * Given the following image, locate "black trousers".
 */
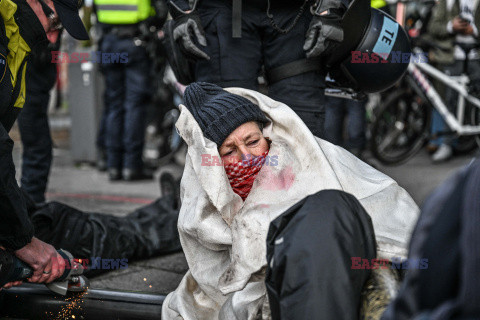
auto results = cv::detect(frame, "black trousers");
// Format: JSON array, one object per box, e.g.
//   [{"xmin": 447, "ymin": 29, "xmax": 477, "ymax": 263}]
[
  {"xmin": 266, "ymin": 190, "xmax": 376, "ymax": 320},
  {"xmin": 195, "ymin": 0, "xmax": 326, "ymax": 138},
  {"xmin": 17, "ymin": 60, "xmax": 56, "ymax": 203},
  {"xmin": 100, "ymin": 33, "xmax": 152, "ymax": 170}
]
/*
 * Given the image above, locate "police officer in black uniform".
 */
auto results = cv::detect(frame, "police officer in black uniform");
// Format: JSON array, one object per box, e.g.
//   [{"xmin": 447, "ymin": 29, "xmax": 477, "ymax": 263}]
[
  {"xmin": 167, "ymin": 0, "xmax": 349, "ymax": 138},
  {"xmin": 94, "ymin": 0, "xmax": 167, "ymax": 181}
]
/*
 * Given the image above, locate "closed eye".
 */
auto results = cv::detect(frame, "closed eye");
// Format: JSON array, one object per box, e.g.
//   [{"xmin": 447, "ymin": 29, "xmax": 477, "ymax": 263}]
[{"xmin": 247, "ymin": 140, "xmax": 259, "ymax": 146}]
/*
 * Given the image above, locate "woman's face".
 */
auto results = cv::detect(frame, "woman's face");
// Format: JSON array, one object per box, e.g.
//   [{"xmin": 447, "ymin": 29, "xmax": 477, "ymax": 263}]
[{"xmin": 219, "ymin": 121, "xmax": 269, "ymax": 165}]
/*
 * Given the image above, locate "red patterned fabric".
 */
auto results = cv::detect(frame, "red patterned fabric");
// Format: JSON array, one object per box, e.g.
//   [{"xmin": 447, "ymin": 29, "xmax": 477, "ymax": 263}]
[{"xmin": 224, "ymin": 151, "xmax": 269, "ymax": 201}]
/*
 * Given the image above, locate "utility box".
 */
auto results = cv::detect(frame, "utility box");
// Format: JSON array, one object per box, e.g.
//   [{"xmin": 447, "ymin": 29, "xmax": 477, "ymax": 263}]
[{"xmin": 68, "ymin": 53, "xmax": 104, "ymax": 164}]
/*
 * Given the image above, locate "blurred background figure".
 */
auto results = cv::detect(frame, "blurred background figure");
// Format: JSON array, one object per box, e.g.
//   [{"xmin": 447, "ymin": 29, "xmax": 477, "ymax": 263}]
[
  {"xmin": 427, "ymin": 0, "xmax": 480, "ymax": 163},
  {"xmin": 18, "ymin": 33, "xmax": 62, "ymax": 203},
  {"xmin": 93, "ymin": 0, "xmax": 167, "ymax": 180},
  {"xmin": 324, "ymin": 96, "xmax": 367, "ymax": 158}
]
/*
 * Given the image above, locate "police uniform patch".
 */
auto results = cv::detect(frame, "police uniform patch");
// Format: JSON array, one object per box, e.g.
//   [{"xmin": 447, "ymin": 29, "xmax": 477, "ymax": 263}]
[{"xmin": 0, "ymin": 52, "xmax": 6, "ymax": 84}]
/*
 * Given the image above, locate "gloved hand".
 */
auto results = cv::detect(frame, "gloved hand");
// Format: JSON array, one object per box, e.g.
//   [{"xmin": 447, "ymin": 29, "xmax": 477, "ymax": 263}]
[
  {"xmin": 150, "ymin": 0, "xmax": 169, "ymax": 29},
  {"xmin": 168, "ymin": 3, "xmax": 210, "ymax": 60},
  {"xmin": 303, "ymin": 7, "xmax": 345, "ymax": 59}
]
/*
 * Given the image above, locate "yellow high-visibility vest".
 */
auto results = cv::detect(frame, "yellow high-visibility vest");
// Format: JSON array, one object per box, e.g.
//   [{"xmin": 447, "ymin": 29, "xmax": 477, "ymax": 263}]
[
  {"xmin": 0, "ymin": 0, "xmax": 29, "ymax": 110},
  {"xmin": 94, "ymin": 0, "xmax": 154, "ymax": 24},
  {"xmin": 371, "ymin": 0, "xmax": 387, "ymax": 9}
]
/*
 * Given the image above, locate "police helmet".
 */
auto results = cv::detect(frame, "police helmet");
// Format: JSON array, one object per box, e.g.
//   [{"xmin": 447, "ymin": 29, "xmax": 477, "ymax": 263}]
[{"xmin": 327, "ymin": 0, "xmax": 411, "ymax": 93}]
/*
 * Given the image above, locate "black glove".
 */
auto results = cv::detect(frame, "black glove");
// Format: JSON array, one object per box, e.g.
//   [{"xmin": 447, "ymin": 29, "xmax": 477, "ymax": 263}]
[
  {"xmin": 168, "ymin": 3, "xmax": 210, "ymax": 60},
  {"xmin": 150, "ymin": 0, "xmax": 169, "ymax": 28},
  {"xmin": 304, "ymin": 6, "xmax": 345, "ymax": 59}
]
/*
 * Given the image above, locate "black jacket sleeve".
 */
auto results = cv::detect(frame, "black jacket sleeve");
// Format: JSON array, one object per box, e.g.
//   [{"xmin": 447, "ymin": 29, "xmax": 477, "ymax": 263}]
[
  {"xmin": 149, "ymin": 0, "xmax": 169, "ymax": 28},
  {"xmin": 0, "ymin": 122, "xmax": 34, "ymax": 250},
  {"xmin": 382, "ymin": 159, "xmax": 480, "ymax": 320}
]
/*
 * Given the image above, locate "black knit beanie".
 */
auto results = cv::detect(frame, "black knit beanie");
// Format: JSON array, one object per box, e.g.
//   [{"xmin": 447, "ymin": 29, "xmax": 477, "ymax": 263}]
[{"xmin": 183, "ymin": 82, "xmax": 269, "ymax": 146}]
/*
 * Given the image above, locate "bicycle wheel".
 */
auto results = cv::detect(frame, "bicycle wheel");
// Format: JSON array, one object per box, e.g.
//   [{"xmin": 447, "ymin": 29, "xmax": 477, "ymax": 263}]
[
  {"xmin": 371, "ymin": 88, "xmax": 430, "ymax": 165},
  {"xmin": 471, "ymin": 104, "xmax": 480, "ymax": 150}
]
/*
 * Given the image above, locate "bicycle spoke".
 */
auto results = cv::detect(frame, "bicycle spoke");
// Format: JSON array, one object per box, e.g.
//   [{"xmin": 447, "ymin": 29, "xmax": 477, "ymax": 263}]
[{"xmin": 378, "ymin": 122, "xmax": 405, "ymax": 153}]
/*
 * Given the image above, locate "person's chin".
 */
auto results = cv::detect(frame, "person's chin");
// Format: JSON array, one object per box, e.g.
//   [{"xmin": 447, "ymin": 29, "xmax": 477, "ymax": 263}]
[{"xmin": 46, "ymin": 30, "xmax": 59, "ymax": 44}]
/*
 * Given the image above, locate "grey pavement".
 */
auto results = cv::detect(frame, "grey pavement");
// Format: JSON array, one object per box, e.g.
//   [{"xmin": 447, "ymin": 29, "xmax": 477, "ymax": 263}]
[
  {"xmin": 10, "ymin": 122, "xmax": 478, "ymax": 296},
  {"xmin": 369, "ymin": 150, "xmax": 477, "ymax": 206}
]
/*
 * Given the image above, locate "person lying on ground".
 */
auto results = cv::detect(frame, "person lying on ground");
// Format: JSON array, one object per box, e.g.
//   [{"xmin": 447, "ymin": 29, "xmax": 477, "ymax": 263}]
[{"xmin": 161, "ymin": 82, "xmax": 419, "ymax": 319}]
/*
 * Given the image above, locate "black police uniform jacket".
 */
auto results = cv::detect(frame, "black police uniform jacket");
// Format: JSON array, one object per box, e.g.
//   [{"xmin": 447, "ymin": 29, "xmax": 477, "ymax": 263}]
[{"xmin": 0, "ymin": 0, "xmax": 48, "ymax": 250}]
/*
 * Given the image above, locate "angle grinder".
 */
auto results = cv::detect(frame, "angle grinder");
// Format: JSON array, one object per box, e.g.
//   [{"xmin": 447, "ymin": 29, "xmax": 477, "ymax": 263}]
[{"xmin": 0, "ymin": 248, "xmax": 89, "ymax": 295}]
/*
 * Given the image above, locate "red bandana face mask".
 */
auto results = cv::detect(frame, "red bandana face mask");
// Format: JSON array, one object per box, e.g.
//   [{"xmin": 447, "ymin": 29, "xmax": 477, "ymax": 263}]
[{"xmin": 224, "ymin": 151, "xmax": 269, "ymax": 201}]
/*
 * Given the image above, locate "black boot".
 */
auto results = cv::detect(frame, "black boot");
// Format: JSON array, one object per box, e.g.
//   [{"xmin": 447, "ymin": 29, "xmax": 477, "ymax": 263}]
[
  {"xmin": 122, "ymin": 168, "xmax": 153, "ymax": 181},
  {"xmin": 97, "ymin": 148, "xmax": 107, "ymax": 172},
  {"xmin": 108, "ymin": 168, "xmax": 122, "ymax": 181}
]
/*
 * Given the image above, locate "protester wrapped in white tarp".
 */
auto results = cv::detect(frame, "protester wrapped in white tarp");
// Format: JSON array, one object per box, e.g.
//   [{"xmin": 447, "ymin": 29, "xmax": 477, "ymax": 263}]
[{"xmin": 162, "ymin": 87, "xmax": 419, "ymax": 320}]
